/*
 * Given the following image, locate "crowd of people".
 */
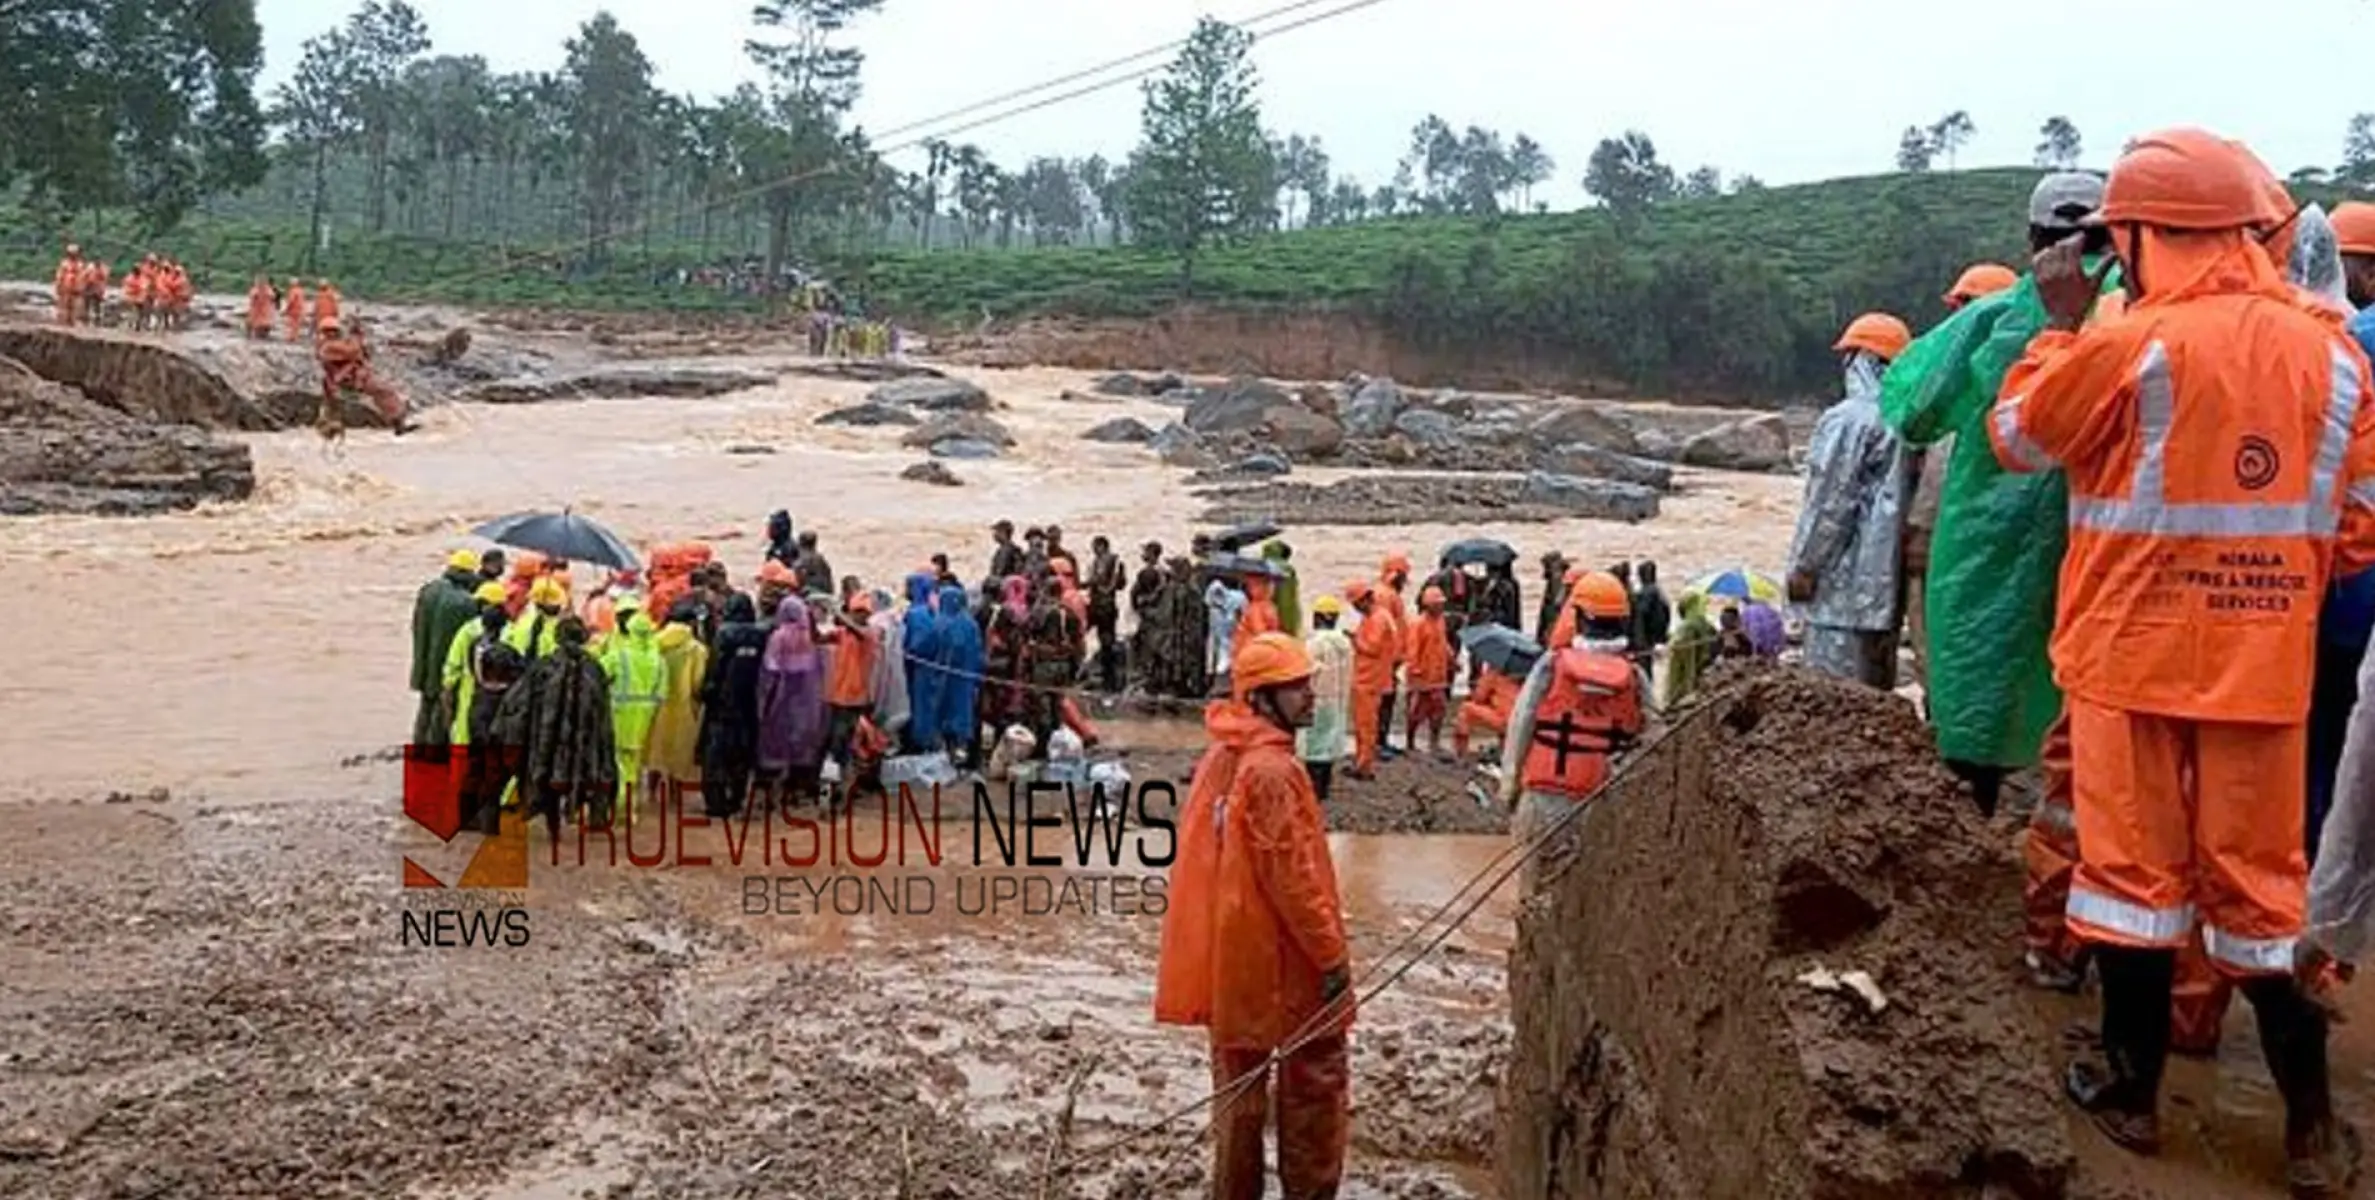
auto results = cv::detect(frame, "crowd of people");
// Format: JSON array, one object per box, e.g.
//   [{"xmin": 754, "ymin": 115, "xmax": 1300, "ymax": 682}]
[
  {"xmin": 1764, "ymin": 135, "xmax": 2375, "ymax": 1194},
  {"xmin": 50, "ymin": 246, "xmax": 195, "ymax": 331}
]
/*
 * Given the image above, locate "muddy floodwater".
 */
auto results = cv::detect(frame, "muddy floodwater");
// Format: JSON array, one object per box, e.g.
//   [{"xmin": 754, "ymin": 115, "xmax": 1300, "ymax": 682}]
[{"xmin": 0, "ymin": 306, "xmax": 2364, "ymax": 1199}]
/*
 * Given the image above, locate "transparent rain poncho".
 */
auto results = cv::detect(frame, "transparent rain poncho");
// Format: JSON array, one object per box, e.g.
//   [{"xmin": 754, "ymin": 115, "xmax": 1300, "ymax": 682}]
[
  {"xmin": 1786, "ymin": 351, "xmax": 1913, "ymax": 634},
  {"xmin": 2286, "ymin": 203, "xmax": 2352, "ymax": 314},
  {"xmin": 2310, "ymin": 637, "xmax": 2375, "ymax": 962}
]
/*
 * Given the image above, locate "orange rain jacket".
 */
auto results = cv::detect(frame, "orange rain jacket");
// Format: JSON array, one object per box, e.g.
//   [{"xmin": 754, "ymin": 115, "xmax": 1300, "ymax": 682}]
[
  {"xmin": 1405, "ymin": 607, "xmax": 1452, "ymax": 694},
  {"xmin": 1239, "ymin": 576, "xmax": 1281, "ymax": 639},
  {"xmin": 246, "ymin": 282, "xmax": 276, "ymax": 333},
  {"xmin": 283, "ymin": 283, "xmax": 308, "ymax": 337},
  {"xmin": 1991, "ymin": 227, "xmax": 2375, "ymax": 723},
  {"xmin": 1155, "ymin": 701, "xmax": 1352, "ymax": 1050}
]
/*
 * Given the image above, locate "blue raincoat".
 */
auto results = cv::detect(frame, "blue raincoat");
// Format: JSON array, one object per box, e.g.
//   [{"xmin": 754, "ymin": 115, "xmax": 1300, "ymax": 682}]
[
  {"xmin": 934, "ymin": 584, "xmax": 986, "ymax": 748},
  {"xmin": 901, "ymin": 573, "xmax": 943, "ymax": 752}
]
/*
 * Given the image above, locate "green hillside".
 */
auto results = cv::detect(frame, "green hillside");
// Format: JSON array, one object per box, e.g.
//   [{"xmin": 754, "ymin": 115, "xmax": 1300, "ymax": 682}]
[{"xmin": 0, "ymin": 167, "xmax": 2204, "ymax": 398}]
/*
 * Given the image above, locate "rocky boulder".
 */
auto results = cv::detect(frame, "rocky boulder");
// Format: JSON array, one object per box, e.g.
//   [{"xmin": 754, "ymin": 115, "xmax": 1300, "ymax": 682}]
[
  {"xmin": 1151, "ymin": 423, "xmax": 1216, "ymax": 469},
  {"xmin": 902, "ymin": 461, "xmax": 963, "ymax": 486},
  {"xmin": 1541, "ymin": 442, "xmax": 1677, "ymax": 492},
  {"xmin": 1528, "ymin": 404, "xmax": 1641, "ymax": 456},
  {"xmin": 928, "ymin": 438, "xmax": 1003, "ymax": 460},
  {"xmin": 870, "ymin": 376, "xmax": 991, "ymax": 412},
  {"xmin": 1081, "ymin": 416, "xmax": 1159, "ymax": 444},
  {"xmin": 901, "ymin": 412, "xmax": 1014, "ymax": 450},
  {"xmin": 0, "ymin": 424, "xmax": 255, "ymax": 515},
  {"xmin": 1093, "ymin": 372, "xmax": 1153, "ymax": 397},
  {"xmin": 1393, "ymin": 408, "xmax": 1463, "ymax": 449},
  {"xmin": 1228, "ymin": 453, "xmax": 1293, "ymax": 478},
  {"xmin": 817, "ymin": 401, "xmax": 920, "ymax": 427},
  {"xmin": 1183, "ymin": 376, "xmax": 1295, "ymax": 435},
  {"xmin": 1519, "ymin": 472, "xmax": 1661, "ymax": 523},
  {"xmin": 461, "ymin": 365, "xmax": 777, "ymax": 403},
  {"xmin": 1414, "ymin": 389, "xmax": 1477, "ymax": 419},
  {"xmin": 1265, "ymin": 405, "xmax": 1345, "ymax": 458},
  {"xmin": 1343, "ymin": 376, "xmax": 1406, "ymax": 438},
  {"xmin": 1680, "ymin": 413, "xmax": 1791, "ymax": 472}
]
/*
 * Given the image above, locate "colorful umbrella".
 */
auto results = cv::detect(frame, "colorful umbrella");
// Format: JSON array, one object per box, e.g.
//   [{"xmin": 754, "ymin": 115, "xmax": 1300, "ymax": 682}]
[{"xmin": 1686, "ymin": 566, "xmax": 1782, "ymax": 603}]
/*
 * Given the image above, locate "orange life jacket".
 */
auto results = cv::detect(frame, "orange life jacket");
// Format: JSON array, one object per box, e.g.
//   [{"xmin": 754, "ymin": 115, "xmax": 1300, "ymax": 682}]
[{"xmin": 1519, "ymin": 647, "xmax": 1642, "ymax": 800}]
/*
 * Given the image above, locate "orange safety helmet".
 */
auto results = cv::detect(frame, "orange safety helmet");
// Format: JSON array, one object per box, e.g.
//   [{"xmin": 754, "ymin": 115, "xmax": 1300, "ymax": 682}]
[
  {"xmin": 1343, "ymin": 579, "xmax": 1376, "ymax": 605},
  {"xmin": 1568, "ymin": 571, "xmax": 1630, "ymax": 620},
  {"xmin": 1381, "ymin": 551, "xmax": 1412, "ymax": 576},
  {"xmin": 2096, "ymin": 128, "xmax": 2267, "ymax": 232},
  {"xmin": 1944, "ymin": 263, "xmax": 2019, "ymax": 305},
  {"xmin": 2332, "ymin": 202, "xmax": 2375, "ymax": 257},
  {"xmin": 1231, "ymin": 632, "xmax": 1315, "ymax": 698},
  {"xmin": 1832, "ymin": 312, "xmax": 1912, "ymax": 361}
]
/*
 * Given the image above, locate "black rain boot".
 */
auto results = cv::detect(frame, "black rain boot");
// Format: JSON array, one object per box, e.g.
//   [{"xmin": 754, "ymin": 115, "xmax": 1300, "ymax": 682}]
[
  {"xmin": 2241, "ymin": 976, "xmax": 2361, "ymax": 1197},
  {"xmin": 2067, "ymin": 945, "xmax": 2173, "ymax": 1155}
]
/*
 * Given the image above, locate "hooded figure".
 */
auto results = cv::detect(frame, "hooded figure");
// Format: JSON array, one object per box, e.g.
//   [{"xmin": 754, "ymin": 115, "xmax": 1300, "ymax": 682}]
[
  {"xmin": 1297, "ymin": 601, "xmax": 1355, "ymax": 795},
  {"xmin": 867, "ymin": 600, "xmax": 912, "ymax": 740},
  {"xmin": 984, "ymin": 576, "xmax": 1032, "ymax": 732},
  {"xmin": 934, "ymin": 584, "xmax": 986, "ymax": 758},
  {"xmin": 1787, "ymin": 323, "xmax": 1915, "ymax": 688},
  {"xmin": 646, "ymin": 606, "xmax": 709, "ymax": 793},
  {"xmin": 1261, "ymin": 541, "xmax": 1302, "ymax": 636},
  {"xmin": 498, "ymin": 617, "xmax": 618, "ymax": 835},
  {"xmin": 1664, "ymin": 592, "xmax": 1720, "ymax": 708},
  {"xmin": 602, "ymin": 611, "xmax": 668, "ymax": 809},
  {"xmin": 411, "ymin": 554, "xmax": 483, "ymax": 749},
  {"xmin": 699, "ymin": 594, "xmax": 767, "ymax": 817},
  {"xmin": 764, "ymin": 510, "xmax": 797, "ymax": 570},
  {"xmin": 757, "ymin": 598, "xmax": 828, "ymax": 786},
  {"xmin": 1157, "ymin": 557, "xmax": 1212, "ymax": 699},
  {"xmin": 900, "ymin": 573, "xmax": 945, "ymax": 753}
]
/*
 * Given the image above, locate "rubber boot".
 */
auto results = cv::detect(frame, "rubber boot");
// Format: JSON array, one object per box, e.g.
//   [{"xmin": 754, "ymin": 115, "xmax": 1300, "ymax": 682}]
[
  {"xmin": 2240, "ymin": 976, "xmax": 2361, "ymax": 1197},
  {"xmin": 2068, "ymin": 945, "xmax": 2173, "ymax": 1155}
]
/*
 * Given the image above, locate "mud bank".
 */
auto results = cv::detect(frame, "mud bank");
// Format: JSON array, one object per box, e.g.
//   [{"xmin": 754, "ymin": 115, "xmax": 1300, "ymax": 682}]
[
  {"xmin": 1198, "ymin": 473, "xmax": 1660, "ymax": 528},
  {"xmin": 1501, "ymin": 671, "xmax": 2073, "ymax": 1199}
]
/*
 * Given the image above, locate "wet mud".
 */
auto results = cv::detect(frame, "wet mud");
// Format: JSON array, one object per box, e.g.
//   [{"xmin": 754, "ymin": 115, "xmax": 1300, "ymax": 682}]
[{"xmin": 1196, "ymin": 473, "xmax": 1657, "ymax": 528}]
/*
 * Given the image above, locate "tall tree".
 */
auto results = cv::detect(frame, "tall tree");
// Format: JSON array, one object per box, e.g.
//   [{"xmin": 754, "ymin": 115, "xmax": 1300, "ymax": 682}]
[
  {"xmin": 1507, "ymin": 134, "xmax": 1553, "ymax": 211},
  {"xmin": 742, "ymin": 0, "xmax": 886, "ymax": 289},
  {"xmin": 1016, "ymin": 158, "xmax": 1083, "ymax": 245},
  {"xmin": 952, "ymin": 144, "xmax": 996, "ymax": 247},
  {"xmin": 2035, "ymin": 116, "xmax": 2081, "ymax": 169},
  {"xmin": 1452, "ymin": 126, "xmax": 1508, "ymax": 216},
  {"xmin": 343, "ymin": 1, "xmax": 432, "ymax": 233},
  {"xmin": 1276, "ymin": 134, "xmax": 1330, "ymax": 228},
  {"xmin": 1122, "ymin": 17, "xmax": 1276, "ymax": 293},
  {"xmin": 1928, "ymin": 110, "xmax": 1975, "ymax": 171},
  {"xmin": 1074, "ymin": 153, "xmax": 1112, "ymax": 240},
  {"xmin": 1582, "ymin": 131, "xmax": 1675, "ymax": 222},
  {"xmin": 271, "ymin": 28, "xmax": 361, "ymax": 266},
  {"xmin": 1682, "ymin": 165, "xmax": 1722, "ymax": 199},
  {"xmin": 1894, "ymin": 126, "xmax": 1934, "ymax": 172},
  {"xmin": 562, "ymin": 14, "xmax": 656, "ymax": 253},
  {"xmin": 2343, "ymin": 114, "xmax": 2375, "ymax": 189},
  {"xmin": 3, "ymin": 0, "xmax": 268, "ymax": 232},
  {"xmin": 1400, "ymin": 115, "xmax": 1460, "ymax": 213}
]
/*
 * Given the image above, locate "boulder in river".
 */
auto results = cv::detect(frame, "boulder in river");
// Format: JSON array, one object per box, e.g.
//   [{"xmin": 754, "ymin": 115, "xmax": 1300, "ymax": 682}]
[
  {"xmin": 1393, "ymin": 408, "xmax": 1462, "ymax": 449},
  {"xmin": 1540, "ymin": 442, "xmax": 1676, "ymax": 492},
  {"xmin": 1519, "ymin": 471, "xmax": 1661, "ymax": 522},
  {"xmin": 929, "ymin": 438, "xmax": 1004, "ymax": 460},
  {"xmin": 902, "ymin": 461, "xmax": 963, "ymax": 487},
  {"xmin": 870, "ymin": 376, "xmax": 991, "ymax": 413},
  {"xmin": 1680, "ymin": 413, "xmax": 1791, "ymax": 472},
  {"xmin": 1151, "ymin": 422, "xmax": 1216, "ymax": 469},
  {"xmin": 1265, "ymin": 405, "xmax": 1345, "ymax": 458},
  {"xmin": 1093, "ymin": 372, "xmax": 1152, "ymax": 397},
  {"xmin": 1183, "ymin": 376, "xmax": 1295, "ymax": 435},
  {"xmin": 1528, "ymin": 404, "xmax": 1642, "ymax": 456},
  {"xmin": 1343, "ymin": 376, "xmax": 1405, "ymax": 438},
  {"xmin": 1081, "ymin": 416, "xmax": 1159, "ymax": 444},
  {"xmin": 901, "ymin": 412, "xmax": 1014, "ymax": 450},
  {"xmin": 817, "ymin": 401, "xmax": 920, "ymax": 427},
  {"xmin": 1228, "ymin": 453, "xmax": 1293, "ymax": 478}
]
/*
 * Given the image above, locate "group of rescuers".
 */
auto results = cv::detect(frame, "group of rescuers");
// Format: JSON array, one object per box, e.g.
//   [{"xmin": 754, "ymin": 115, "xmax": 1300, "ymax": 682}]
[
  {"xmin": 48, "ymin": 247, "xmax": 416, "ymax": 436},
  {"xmin": 1158, "ymin": 128, "xmax": 2375, "ymax": 1199}
]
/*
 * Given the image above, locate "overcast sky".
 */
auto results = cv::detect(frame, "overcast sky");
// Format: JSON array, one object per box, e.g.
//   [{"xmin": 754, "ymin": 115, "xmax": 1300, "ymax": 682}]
[{"xmin": 254, "ymin": 0, "xmax": 2375, "ymax": 207}]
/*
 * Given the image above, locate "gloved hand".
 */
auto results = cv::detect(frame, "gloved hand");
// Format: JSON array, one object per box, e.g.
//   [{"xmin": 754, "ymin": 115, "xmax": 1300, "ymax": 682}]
[{"xmin": 1319, "ymin": 965, "xmax": 1351, "ymax": 1005}]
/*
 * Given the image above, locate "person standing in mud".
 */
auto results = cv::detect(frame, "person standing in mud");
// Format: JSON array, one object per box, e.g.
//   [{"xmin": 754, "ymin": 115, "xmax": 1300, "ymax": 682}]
[
  {"xmin": 1085, "ymin": 537, "xmax": 1127, "ymax": 692},
  {"xmin": 499, "ymin": 616, "xmax": 617, "ymax": 836},
  {"xmin": 699, "ymin": 595, "xmax": 767, "ymax": 818},
  {"xmin": 1022, "ymin": 526, "xmax": 1052, "ymax": 582},
  {"xmin": 1535, "ymin": 552, "xmax": 1570, "ymax": 645},
  {"xmin": 983, "ymin": 577, "xmax": 1032, "ymax": 740},
  {"xmin": 792, "ymin": 530, "xmax": 834, "ymax": 598},
  {"xmin": 1499, "ymin": 572, "xmax": 1647, "ymax": 892},
  {"xmin": 1023, "ymin": 578, "xmax": 1083, "ymax": 750},
  {"xmin": 1630, "ymin": 562, "xmax": 1672, "ymax": 659},
  {"xmin": 1155, "ymin": 632, "xmax": 1353, "ymax": 1200},
  {"xmin": 987, "ymin": 520, "xmax": 1025, "ymax": 583},
  {"xmin": 763, "ymin": 510, "xmax": 797, "ymax": 571},
  {"xmin": 1788, "ymin": 312, "xmax": 1916, "ymax": 688},
  {"xmin": 1159, "ymin": 556, "xmax": 1211, "ymax": 699},
  {"xmin": 1044, "ymin": 525, "xmax": 1079, "ymax": 577},
  {"xmin": 412, "ymin": 550, "xmax": 484, "ymax": 753}
]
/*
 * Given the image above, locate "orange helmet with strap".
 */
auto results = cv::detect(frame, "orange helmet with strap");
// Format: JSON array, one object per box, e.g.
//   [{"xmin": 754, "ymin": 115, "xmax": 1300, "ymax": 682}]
[
  {"xmin": 1231, "ymin": 632, "xmax": 1314, "ymax": 700},
  {"xmin": 2098, "ymin": 128, "xmax": 2267, "ymax": 231},
  {"xmin": 1568, "ymin": 570, "xmax": 1630, "ymax": 620},
  {"xmin": 1832, "ymin": 312, "xmax": 1912, "ymax": 361}
]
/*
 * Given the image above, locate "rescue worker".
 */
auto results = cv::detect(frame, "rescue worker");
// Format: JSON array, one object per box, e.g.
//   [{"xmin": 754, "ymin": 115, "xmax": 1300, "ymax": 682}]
[
  {"xmin": 1787, "ymin": 311, "xmax": 1915, "ymax": 688},
  {"xmin": 80, "ymin": 259, "xmax": 107, "ymax": 326},
  {"xmin": 1403, "ymin": 586, "xmax": 1453, "ymax": 757},
  {"xmin": 602, "ymin": 610, "xmax": 667, "ymax": 815},
  {"xmin": 1453, "ymin": 662, "xmax": 1522, "ymax": 761},
  {"xmin": 2314, "ymin": 199, "xmax": 2375, "ymax": 852},
  {"xmin": 411, "ymin": 550, "xmax": 484, "ymax": 751},
  {"xmin": 440, "ymin": 582, "xmax": 515, "ymax": 747},
  {"xmin": 645, "ymin": 602, "xmax": 710, "ymax": 805},
  {"xmin": 123, "ymin": 259, "xmax": 152, "ymax": 332},
  {"xmin": 53, "ymin": 245, "xmax": 84, "ymax": 325},
  {"xmin": 317, "ymin": 316, "xmax": 418, "ymax": 435},
  {"xmin": 1373, "ymin": 553, "xmax": 1414, "ymax": 759},
  {"xmin": 1498, "ymin": 572, "xmax": 1647, "ymax": 893},
  {"xmin": 245, "ymin": 277, "xmax": 277, "ymax": 340},
  {"xmin": 1989, "ymin": 128, "xmax": 2375, "ymax": 1189},
  {"xmin": 1346, "ymin": 580, "xmax": 1397, "ymax": 780},
  {"xmin": 498, "ymin": 615, "xmax": 617, "ymax": 837},
  {"xmin": 1240, "ymin": 573, "xmax": 1282, "ymax": 640},
  {"xmin": 1882, "ymin": 172, "xmax": 2112, "ymax": 980},
  {"xmin": 313, "ymin": 280, "xmax": 341, "ymax": 336},
  {"xmin": 283, "ymin": 279, "xmax": 308, "ymax": 342},
  {"xmin": 505, "ymin": 576, "xmax": 568, "ymax": 660},
  {"xmin": 825, "ymin": 593, "xmax": 881, "ymax": 766},
  {"xmin": 1299, "ymin": 595, "xmax": 1354, "ymax": 800},
  {"xmin": 1154, "ymin": 632, "xmax": 1353, "ymax": 1200}
]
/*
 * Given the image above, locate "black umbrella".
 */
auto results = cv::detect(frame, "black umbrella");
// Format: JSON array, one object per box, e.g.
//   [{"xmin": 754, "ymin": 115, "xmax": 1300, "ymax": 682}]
[
  {"xmin": 1209, "ymin": 521, "xmax": 1282, "ymax": 553},
  {"xmin": 1200, "ymin": 552, "xmax": 1286, "ymax": 581},
  {"xmin": 472, "ymin": 510, "xmax": 640, "ymax": 571},
  {"xmin": 1460, "ymin": 622, "xmax": 1542, "ymax": 676},
  {"xmin": 1442, "ymin": 537, "xmax": 1518, "ymax": 570}
]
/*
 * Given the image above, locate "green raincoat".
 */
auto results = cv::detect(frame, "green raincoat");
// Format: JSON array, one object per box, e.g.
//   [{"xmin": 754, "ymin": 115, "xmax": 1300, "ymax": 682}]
[
  {"xmin": 1878, "ymin": 263, "xmax": 2116, "ymax": 767},
  {"xmin": 1262, "ymin": 541, "xmax": 1302, "ymax": 637}
]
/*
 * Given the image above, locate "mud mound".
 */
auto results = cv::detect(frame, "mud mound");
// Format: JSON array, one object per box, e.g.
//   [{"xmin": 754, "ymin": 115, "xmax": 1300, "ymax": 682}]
[
  {"xmin": 1501, "ymin": 671, "xmax": 2074, "ymax": 1200},
  {"xmin": 0, "ymin": 325, "xmax": 277, "ymax": 430},
  {"xmin": 1196, "ymin": 473, "xmax": 1658, "ymax": 528},
  {"xmin": 0, "ymin": 350, "xmax": 257, "ymax": 515}
]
